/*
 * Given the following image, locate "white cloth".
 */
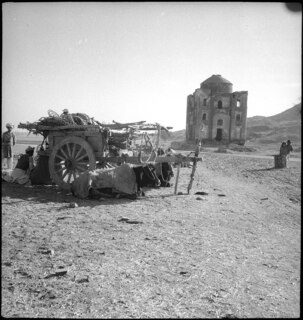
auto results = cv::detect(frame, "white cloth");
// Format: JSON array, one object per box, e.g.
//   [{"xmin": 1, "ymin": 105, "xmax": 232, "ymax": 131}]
[
  {"xmin": 71, "ymin": 163, "xmax": 137, "ymax": 199},
  {"xmin": 2, "ymin": 168, "xmax": 30, "ymax": 184},
  {"xmin": 2, "ymin": 157, "xmax": 13, "ymax": 170}
]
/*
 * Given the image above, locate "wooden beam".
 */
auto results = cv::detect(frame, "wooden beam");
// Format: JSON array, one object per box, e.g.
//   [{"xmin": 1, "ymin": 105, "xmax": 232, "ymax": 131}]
[{"xmin": 95, "ymin": 155, "xmax": 202, "ymax": 164}]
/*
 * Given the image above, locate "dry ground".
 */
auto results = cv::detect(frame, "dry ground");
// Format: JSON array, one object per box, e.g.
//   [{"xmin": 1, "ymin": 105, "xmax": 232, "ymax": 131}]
[{"xmin": 1, "ymin": 151, "xmax": 301, "ymax": 318}]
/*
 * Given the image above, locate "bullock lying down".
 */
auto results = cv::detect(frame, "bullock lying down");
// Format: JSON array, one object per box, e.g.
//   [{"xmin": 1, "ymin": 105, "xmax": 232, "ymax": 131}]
[{"xmin": 71, "ymin": 163, "xmax": 173, "ymax": 199}]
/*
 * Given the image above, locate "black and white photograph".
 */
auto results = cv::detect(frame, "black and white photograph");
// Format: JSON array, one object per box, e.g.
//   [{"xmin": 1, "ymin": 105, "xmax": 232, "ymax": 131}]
[{"xmin": 1, "ymin": 2, "xmax": 301, "ymax": 318}]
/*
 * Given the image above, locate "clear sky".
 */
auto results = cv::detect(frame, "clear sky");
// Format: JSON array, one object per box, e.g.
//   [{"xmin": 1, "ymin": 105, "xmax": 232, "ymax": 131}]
[{"xmin": 2, "ymin": 2, "xmax": 302, "ymax": 131}]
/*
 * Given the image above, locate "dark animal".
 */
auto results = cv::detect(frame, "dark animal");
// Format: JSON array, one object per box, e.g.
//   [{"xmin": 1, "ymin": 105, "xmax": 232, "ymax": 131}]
[
  {"xmin": 154, "ymin": 162, "xmax": 174, "ymax": 187},
  {"xmin": 132, "ymin": 164, "xmax": 161, "ymax": 196}
]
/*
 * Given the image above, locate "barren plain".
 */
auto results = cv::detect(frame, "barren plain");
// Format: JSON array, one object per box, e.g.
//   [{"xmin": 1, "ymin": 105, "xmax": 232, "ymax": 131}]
[{"xmin": 1, "ymin": 149, "xmax": 301, "ymax": 318}]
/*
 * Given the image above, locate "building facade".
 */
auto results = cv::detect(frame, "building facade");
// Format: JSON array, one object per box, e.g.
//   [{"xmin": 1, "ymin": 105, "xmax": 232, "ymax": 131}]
[{"xmin": 186, "ymin": 75, "xmax": 248, "ymax": 145}]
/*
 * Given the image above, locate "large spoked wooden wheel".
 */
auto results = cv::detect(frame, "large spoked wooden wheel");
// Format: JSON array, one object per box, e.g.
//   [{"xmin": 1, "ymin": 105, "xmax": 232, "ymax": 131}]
[{"xmin": 49, "ymin": 136, "xmax": 96, "ymax": 191}]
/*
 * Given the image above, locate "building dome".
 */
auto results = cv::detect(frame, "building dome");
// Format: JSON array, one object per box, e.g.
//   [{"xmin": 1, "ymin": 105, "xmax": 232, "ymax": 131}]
[{"xmin": 200, "ymin": 74, "xmax": 233, "ymax": 94}]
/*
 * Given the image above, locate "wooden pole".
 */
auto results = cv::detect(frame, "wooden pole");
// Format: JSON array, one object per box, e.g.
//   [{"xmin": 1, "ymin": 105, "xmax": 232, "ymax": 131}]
[
  {"xmin": 174, "ymin": 163, "xmax": 181, "ymax": 195},
  {"xmin": 187, "ymin": 142, "xmax": 201, "ymax": 194}
]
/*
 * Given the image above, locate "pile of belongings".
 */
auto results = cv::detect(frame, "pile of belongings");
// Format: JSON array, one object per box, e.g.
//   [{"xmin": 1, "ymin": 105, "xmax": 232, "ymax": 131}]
[
  {"xmin": 18, "ymin": 109, "xmax": 97, "ymax": 135},
  {"xmin": 17, "ymin": 109, "xmax": 172, "ymax": 156},
  {"xmin": 71, "ymin": 162, "xmax": 174, "ymax": 199}
]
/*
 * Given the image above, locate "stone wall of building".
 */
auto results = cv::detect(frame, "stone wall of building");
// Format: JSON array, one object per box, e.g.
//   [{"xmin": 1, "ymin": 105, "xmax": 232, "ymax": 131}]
[{"xmin": 186, "ymin": 75, "xmax": 248, "ymax": 145}]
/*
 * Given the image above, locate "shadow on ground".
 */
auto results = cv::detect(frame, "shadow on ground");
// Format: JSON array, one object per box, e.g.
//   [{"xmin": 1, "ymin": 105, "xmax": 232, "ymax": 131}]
[
  {"xmin": 246, "ymin": 167, "xmax": 277, "ymax": 172},
  {"xmin": 1, "ymin": 182, "xmax": 135, "ymax": 207}
]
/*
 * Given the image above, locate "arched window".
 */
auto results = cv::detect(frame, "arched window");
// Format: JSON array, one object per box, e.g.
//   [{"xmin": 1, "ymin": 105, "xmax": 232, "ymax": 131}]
[
  {"xmin": 217, "ymin": 119, "xmax": 223, "ymax": 126},
  {"xmin": 236, "ymin": 114, "xmax": 241, "ymax": 122},
  {"xmin": 218, "ymin": 100, "xmax": 223, "ymax": 109},
  {"xmin": 203, "ymin": 98, "xmax": 207, "ymax": 106},
  {"xmin": 236, "ymin": 100, "xmax": 241, "ymax": 107},
  {"xmin": 202, "ymin": 113, "xmax": 207, "ymax": 120}
]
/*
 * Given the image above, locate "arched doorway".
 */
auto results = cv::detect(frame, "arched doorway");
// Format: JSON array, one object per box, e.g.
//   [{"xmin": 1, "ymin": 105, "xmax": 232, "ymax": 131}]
[{"xmin": 216, "ymin": 128, "xmax": 223, "ymax": 141}]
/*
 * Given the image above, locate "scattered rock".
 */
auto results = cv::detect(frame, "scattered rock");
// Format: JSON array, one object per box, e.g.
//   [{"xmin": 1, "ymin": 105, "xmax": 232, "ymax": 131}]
[
  {"xmin": 195, "ymin": 191, "xmax": 208, "ymax": 195},
  {"xmin": 177, "ymin": 192, "xmax": 183, "ymax": 195},
  {"xmin": 3, "ymin": 261, "xmax": 12, "ymax": 267},
  {"xmin": 196, "ymin": 197, "xmax": 203, "ymax": 200},
  {"xmin": 76, "ymin": 278, "xmax": 89, "ymax": 284},
  {"xmin": 118, "ymin": 217, "xmax": 130, "ymax": 222},
  {"xmin": 145, "ymin": 237, "xmax": 157, "ymax": 240},
  {"xmin": 38, "ymin": 290, "xmax": 57, "ymax": 300},
  {"xmin": 75, "ymin": 275, "xmax": 89, "ymax": 283},
  {"xmin": 14, "ymin": 269, "xmax": 32, "ymax": 278},
  {"xmin": 180, "ymin": 271, "xmax": 188, "ymax": 275},
  {"xmin": 44, "ymin": 270, "xmax": 68, "ymax": 279},
  {"xmin": 7, "ymin": 285, "xmax": 14, "ymax": 292},
  {"xmin": 262, "ymin": 263, "xmax": 278, "ymax": 269},
  {"xmin": 57, "ymin": 216, "xmax": 72, "ymax": 220},
  {"xmin": 69, "ymin": 202, "xmax": 78, "ymax": 208},
  {"xmin": 222, "ymin": 312, "xmax": 238, "ymax": 318},
  {"xmin": 38, "ymin": 246, "xmax": 54, "ymax": 255},
  {"xmin": 118, "ymin": 217, "xmax": 143, "ymax": 224},
  {"xmin": 218, "ymin": 194, "xmax": 226, "ymax": 197},
  {"xmin": 126, "ymin": 220, "xmax": 143, "ymax": 224},
  {"xmin": 260, "ymin": 198, "xmax": 268, "ymax": 201}
]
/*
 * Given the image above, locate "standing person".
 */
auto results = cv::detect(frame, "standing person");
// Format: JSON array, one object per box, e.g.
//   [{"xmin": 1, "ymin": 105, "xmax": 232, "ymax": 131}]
[
  {"xmin": 286, "ymin": 140, "xmax": 293, "ymax": 160},
  {"xmin": 279, "ymin": 142, "xmax": 288, "ymax": 156},
  {"xmin": 2, "ymin": 123, "xmax": 16, "ymax": 169},
  {"xmin": 2, "ymin": 146, "xmax": 35, "ymax": 184}
]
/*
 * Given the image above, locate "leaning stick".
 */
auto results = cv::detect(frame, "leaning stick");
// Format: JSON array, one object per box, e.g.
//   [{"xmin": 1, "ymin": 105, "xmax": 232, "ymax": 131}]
[
  {"xmin": 174, "ymin": 163, "xmax": 181, "ymax": 195},
  {"xmin": 187, "ymin": 143, "xmax": 201, "ymax": 194}
]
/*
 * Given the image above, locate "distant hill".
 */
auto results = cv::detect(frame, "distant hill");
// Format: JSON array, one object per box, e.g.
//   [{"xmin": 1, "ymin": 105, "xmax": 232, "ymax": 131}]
[
  {"xmin": 168, "ymin": 103, "xmax": 301, "ymax": 145},
  {"xmin": 246, "ymin": 103, "xmax": 301, "ymax": 144}
]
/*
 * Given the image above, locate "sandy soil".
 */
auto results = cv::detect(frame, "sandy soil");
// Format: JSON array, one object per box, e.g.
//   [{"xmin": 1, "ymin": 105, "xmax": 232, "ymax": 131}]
[{"xmin": 1, "ymin": 152, "xmax": 301, "ymax": 318}]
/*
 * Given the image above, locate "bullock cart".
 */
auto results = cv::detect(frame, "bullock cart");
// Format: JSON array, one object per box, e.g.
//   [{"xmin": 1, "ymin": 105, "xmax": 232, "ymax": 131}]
[{"xmin": 18, "ymin": 119, "xmax": 202, "ymax": 192}]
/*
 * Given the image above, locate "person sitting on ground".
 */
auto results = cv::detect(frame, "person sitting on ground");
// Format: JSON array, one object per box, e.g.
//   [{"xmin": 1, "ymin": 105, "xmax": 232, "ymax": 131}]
[
  {"xmin": 157, "ymin": 147, "xmax": 165, "ymax": 156},
  {"xmin": 2, "ymin": 146, "xmax": 35, "ymax": 185},
  {"xmin": 279, "ymin": 142, "xmax": 288, "ymax": 157},
  {"xmin": 286, "ymin": 140, "xmax": 293, "ymax": 160}
]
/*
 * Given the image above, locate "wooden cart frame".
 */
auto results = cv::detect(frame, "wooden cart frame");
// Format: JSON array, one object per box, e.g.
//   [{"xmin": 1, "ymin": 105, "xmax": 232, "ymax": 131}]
[{"xmin": 28, "ymin": 124, "xmax": 201, "ymax": 192}]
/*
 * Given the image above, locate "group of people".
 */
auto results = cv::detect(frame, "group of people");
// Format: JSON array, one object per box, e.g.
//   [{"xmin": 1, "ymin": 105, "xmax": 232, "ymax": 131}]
[
  {"xmin": 280, "ymin": 139, "xmax": 293, "ymax": 160},
  {"xmin": 2, "ymin": 122, "xmax": 36, "ymax": 185}
]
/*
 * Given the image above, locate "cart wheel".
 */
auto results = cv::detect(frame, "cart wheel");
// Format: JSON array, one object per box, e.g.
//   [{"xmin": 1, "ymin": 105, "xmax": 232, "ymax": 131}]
[{"xmin": 49, "ymin": 136, "xmax": 96, "ymax": 191}]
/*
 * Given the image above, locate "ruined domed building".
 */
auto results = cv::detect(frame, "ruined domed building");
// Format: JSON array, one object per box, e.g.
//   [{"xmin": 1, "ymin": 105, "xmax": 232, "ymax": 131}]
[{"xmin": 186, "ymin": 75, "xmax": 248, "ymax": 145}]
